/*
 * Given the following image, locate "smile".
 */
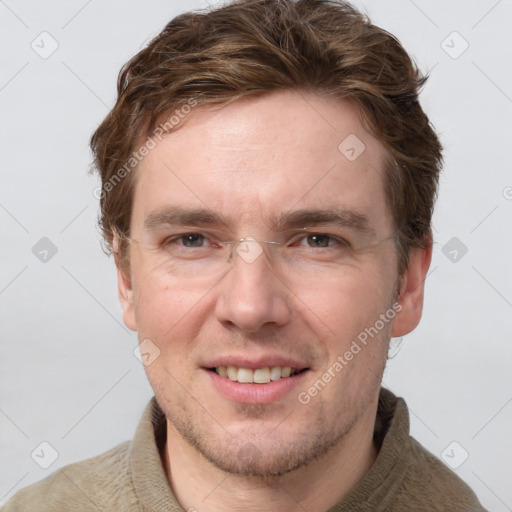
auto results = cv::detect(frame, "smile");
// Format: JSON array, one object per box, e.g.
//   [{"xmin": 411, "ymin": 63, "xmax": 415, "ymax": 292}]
[{"xmin": 211, "ymin": 366, "xmax": 305, "ymax": 384}]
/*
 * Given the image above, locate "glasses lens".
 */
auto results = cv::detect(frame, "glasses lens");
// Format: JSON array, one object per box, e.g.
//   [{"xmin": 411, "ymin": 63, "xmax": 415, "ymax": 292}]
[{"xmin": 127, "ymin": 225, "xmax": 391, "ymax": 281}]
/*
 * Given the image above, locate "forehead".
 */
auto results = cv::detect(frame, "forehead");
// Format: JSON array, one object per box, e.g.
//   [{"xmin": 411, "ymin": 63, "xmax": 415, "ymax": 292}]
[{"xmin": 132, "ymin": 90, "xmax": 391, "ymax": 235}]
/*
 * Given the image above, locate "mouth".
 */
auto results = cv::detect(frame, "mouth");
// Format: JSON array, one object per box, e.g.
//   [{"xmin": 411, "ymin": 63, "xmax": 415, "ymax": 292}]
[
  {"xmin": 202, "ymin": 355, "xmax": 311, "ymax": 404},
  {"xmin": 208, "ymin": 366, "xmax": 308, "ymax": 384}
]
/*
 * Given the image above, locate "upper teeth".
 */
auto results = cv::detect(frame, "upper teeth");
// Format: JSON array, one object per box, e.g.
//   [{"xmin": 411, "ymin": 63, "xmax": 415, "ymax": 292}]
[{"xmin": 216, "ymin": 366, "xmax": 299, "ymax": 384}]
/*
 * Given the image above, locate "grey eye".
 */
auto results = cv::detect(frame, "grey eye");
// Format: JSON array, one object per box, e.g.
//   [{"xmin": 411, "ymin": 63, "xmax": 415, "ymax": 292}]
[
  {"xmin": 178, "ymin": 233, "xmax": 205, "ymax": 247},
  {"xmin": 305, "ymin": 234, "xmax": 331, "ymax": 247}
]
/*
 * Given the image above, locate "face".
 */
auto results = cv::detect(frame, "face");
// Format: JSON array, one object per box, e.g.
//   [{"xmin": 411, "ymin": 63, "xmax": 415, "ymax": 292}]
[{"xmin": 117, "ymin": 91, "xmax": 430, "ymax": 477}]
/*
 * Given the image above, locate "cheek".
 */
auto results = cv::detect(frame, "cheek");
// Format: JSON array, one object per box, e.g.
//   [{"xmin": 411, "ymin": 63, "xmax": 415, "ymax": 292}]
[
  {"xmin": 132, "ymin": 263, "xmax": 214, "ymax": 349},
  {"xmin": 297, "ymin": 263, "xmax": 394, "ymax": 332},
  {"xmin": 133, "ymin": 268, "xmax": 183, "ymax": 333}
]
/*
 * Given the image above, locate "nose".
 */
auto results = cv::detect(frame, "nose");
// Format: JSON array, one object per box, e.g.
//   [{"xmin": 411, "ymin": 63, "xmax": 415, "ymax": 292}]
[{"xmin": 214, "ymin": 239, "xmax": 292, "ymax": 334}]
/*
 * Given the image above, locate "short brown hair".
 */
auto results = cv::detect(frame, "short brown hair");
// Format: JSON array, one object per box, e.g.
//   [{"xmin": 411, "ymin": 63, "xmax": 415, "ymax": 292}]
[{"xmin": 90, "ymin": 0, "xmax": 442, "ymax": 277}]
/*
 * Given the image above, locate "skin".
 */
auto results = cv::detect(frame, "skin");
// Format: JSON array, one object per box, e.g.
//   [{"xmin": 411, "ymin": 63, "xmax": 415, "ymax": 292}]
[{"xmin": 117, "ymin": 90, "xmax": 432, "ymax": 511}]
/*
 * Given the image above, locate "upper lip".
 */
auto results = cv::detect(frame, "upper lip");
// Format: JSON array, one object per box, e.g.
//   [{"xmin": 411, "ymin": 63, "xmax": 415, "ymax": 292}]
[{"xmin": 202, "ymin": 355, "xmax": 310, "ymax": 370}]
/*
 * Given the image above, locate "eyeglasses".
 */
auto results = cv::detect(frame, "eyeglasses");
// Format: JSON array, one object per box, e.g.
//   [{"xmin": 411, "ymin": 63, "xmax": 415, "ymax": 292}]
[{"xmin": 118, "ymin": 225, "xmax": 394, "ymax": 281}]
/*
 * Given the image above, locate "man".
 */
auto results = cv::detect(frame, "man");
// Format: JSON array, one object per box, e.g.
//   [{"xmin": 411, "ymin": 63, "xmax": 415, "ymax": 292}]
[{"xmin": 3, "ymin": 0, "xmax": 487, "ymax": 510}]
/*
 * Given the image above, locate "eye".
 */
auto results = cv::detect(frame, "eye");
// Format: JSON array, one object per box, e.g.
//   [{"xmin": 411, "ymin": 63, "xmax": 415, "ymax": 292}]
[
  {"xmin": 166, "ymin": 233, "xmax": 208, "ymax": 248},
  {"xmin": 296, "ymin": 233, "xmax": 348, "ymax": 248}
]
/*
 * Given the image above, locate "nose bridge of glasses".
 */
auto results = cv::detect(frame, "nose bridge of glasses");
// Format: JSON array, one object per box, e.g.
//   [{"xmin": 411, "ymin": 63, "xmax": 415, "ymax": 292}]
[{"xmin": 228, "ymin": 236, "xmax": 280, "ymax": 265}]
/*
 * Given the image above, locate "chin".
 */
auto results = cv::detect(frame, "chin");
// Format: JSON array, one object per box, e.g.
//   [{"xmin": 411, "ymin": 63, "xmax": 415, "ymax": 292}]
[{"xmin": 167, "ymin": 405, "xmax": 353, "ymax": 478}]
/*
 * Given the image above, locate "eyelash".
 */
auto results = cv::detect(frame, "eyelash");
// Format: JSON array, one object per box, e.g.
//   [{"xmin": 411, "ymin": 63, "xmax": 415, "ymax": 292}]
[{"xmin": 162, "ymin": 232, "xmax": 350, "ymax": 250}]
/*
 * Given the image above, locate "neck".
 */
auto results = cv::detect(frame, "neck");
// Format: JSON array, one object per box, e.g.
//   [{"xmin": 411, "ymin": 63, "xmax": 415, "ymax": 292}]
[{"xmin": 163, "ymin": 398, "xmax": 379, "ymax": 512}]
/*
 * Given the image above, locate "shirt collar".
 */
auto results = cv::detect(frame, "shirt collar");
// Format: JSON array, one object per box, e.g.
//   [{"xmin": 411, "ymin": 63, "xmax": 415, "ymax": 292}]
[{"xmin": 129, "ymin": 388, "xmax": 409, "ymax": 511}]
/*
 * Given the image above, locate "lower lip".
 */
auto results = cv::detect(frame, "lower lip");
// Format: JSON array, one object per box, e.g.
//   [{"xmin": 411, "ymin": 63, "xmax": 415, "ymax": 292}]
[{"xmin": 204, "ymin": 369, "xmax": 309, "ymax": 404}]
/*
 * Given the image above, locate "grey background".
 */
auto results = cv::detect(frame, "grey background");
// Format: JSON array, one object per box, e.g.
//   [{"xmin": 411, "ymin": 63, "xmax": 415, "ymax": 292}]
[{"xmin": 1, "ymin": 0, "xmax": 511, "ymax": 509}]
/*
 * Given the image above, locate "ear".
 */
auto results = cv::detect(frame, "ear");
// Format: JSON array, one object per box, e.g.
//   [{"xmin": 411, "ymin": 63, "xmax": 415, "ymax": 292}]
[
  {"xmin": 391, "ymin": 235, "xmax": 433, "ymax": 337},
  {"xmin": 113, "ymin": 233, "xmax": 137, "ymax": 331}
]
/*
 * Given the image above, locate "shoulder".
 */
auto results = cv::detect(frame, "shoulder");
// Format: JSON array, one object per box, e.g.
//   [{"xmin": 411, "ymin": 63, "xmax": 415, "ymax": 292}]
[
  {"xmin": 373, "ymin": 389, "xmax": 487, "ymax": 511},
  {"xmin": 394, "ymin": 436, "xmax": 487, "ymax": 511},
  {"xmin": 1, "ymin": 441, "xmax": 141, "ymax": 512}
]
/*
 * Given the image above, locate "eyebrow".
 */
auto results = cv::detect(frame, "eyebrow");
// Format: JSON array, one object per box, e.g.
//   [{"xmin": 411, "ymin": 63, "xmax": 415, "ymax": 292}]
[
  {"xmin": 273, "ymin": 208, "xmax": 376, "ymax": 236},
  {"xmin": 143, "ymin": 206, "xmax": 376, "ymax": 237}
]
